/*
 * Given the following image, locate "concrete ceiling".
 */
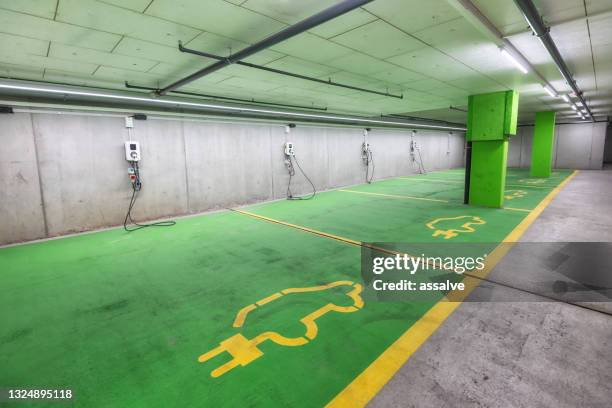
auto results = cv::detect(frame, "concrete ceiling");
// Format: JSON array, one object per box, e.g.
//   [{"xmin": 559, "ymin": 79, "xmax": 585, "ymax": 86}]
[{"xmin": 0, "ymin": 0, "xmax": 610, "ymax": 123}]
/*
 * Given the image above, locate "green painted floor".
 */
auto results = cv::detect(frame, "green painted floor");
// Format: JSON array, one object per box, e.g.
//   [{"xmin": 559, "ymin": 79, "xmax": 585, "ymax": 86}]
[{"xmin": 0, "ymin": 168, "xmax": 572, "ymax": 407}]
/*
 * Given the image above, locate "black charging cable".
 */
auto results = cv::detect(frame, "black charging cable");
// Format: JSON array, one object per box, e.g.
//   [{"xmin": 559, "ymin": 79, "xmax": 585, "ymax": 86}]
[
  {"xmin": 365, "ymin": 148, "xmax": 375, "ymax": 184},
  {"xmin": 286, "ymin": 155, "xmax": 316, "ymax": 200},
  {"xmin": 123, "ymin": 161, "xmax": 176, "ymax": 231}
]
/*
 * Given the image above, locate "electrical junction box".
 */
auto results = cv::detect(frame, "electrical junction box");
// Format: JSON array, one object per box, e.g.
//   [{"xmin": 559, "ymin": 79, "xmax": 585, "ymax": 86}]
[
  {"xmin": 125, "ymin": 116, "xmax": 134, "ymax": 128},
  {"xmin": 284, "ymin": 142, "xmax": 295, "ymax": 156},
  {"xmin": 125, "ymin": 141, "xmax": 141, "ymax": 162}
]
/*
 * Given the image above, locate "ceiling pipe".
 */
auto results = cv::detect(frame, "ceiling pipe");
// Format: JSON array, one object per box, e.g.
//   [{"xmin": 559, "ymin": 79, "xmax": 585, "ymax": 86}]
[
  {"xmin": 449, "ymin": 105, "xmax": 468, "ymax": 112},
  {"xmin": 0, "ymin": 79, "xmax": 465, "ymax": 132},
  {"xmin": 125, "ymin": 81, "xmax": 328, "ymax": 111},
  {"xmin": 178, "ymin": 42, "xmax": 403, "ymax": 99},
  {"xmin": 447, "ymin": 0, "xmax": 554, "ymax": 90},
  {"xmin": 504, "ymin": 9, "xmax": 612, "ymax": 37},
  {"xmin": 157, "ymin": 0, "xmax": 373, "ymax": 95},
  {"xmin": 513, "ymin": 0, "xmax": 594, "ymax": 121}
]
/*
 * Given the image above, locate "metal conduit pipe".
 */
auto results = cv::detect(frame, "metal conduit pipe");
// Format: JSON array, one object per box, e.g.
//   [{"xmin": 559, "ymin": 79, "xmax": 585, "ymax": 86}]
[
  {"xmin": 513, "ymin": 0, "xmax": 595, "ymax": 121},
  {"xmin": 158, "ymin": 0, "xmax": 373, "ymax": 94},
  {"xmin": 124, "ymin": 82, "xmax": 328, "ymax": 111},
  {"xmin": 177, "ymin": 42, "xmax": 403, "ymax": 99}
]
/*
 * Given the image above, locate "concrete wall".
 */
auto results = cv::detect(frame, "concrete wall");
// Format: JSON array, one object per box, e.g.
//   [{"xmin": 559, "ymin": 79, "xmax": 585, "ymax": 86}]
[
  {"xmin": 0, "ymin": 112, "xmax": 465, "ymax": 245},
  {"xmin": 508, "ymin": 122, "xmax": 607, "ymax": 170}
]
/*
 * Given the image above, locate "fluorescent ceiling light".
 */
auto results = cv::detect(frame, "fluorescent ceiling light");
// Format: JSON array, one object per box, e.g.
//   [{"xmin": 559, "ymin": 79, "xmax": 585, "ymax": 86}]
[
  {"xmin": 543, "ymin": 84, "xmax": 557, "ymax": 97},
  {"xmin": 561, "ymin": 94, "xmax": 570, "ymax": 103},
  {"xmin": 500, "ymin": 48, "xmax": 528, "ymax": 74},
  {"xmin": 0, "ymin": 81, "xmax": 466, "ymax": 131}
]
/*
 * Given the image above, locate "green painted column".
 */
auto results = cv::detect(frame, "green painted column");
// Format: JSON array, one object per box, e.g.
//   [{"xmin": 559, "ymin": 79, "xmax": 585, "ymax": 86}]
[
  {"xmin": 467, "ymin": 90, "xmax": 519, "ymax": 208},
  {"xmin": 530, "ymin": 111, "xmax": 556, "ymax": 177}
]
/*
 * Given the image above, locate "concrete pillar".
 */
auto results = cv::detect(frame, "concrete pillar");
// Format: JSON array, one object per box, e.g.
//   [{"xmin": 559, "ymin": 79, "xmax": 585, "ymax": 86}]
[
  {"xmin": 467, "ymin": 90, "xmax": 519, "ymax": 208},
  {"xmin": 530, "ymin": 111, "xmax": 556, "ymax": 177}
]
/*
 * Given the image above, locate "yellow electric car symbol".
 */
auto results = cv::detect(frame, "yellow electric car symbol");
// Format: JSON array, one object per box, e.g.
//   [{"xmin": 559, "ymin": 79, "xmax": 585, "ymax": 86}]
[
  {"xmin": 504, "ymin": 189, "xmax": 527, "ymax": 200},
  {"xmin": 426, "ymin": 215, "xmax": 486, "ymax": 239},
  {"xmin": 198, "ymin": 281, "xmax": 364, "ymax": 377}
]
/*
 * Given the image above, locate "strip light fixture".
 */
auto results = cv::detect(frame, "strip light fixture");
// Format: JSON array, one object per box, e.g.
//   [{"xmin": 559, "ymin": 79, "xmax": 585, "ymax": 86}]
[
  {"xmin": 0, "ymin": 81, "xmax": 466, "ymax": 131},
  {"xmin": 542, "ymin": 84, "xmax": 557, "ymax": 97},
  {"xmin": 500, "ymin": 47, "xmax": 529, "ymax": 74}
]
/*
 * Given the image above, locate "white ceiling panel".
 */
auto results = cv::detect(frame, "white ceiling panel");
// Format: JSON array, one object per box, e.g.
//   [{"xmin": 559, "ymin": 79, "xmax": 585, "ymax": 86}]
[
  {"xmin": 364, "ymin": 0, "xmax": 461, "ymax": 34},
  {"xmin": 0, "ymin": 0, "xmax": 57, "ymax": 19},
  {"xmin": 0, "ymin": 32, "xmax": 49, "ymax": 57},
  {"xmin": 270, "ymin": 32, "xmax": 353, "ymax": 63},
  {"xmin": 113, "ymin": 38, "xmax": 203, "ymax": 66},
  {"xmin": 264, "ymin": 56, "xmax": 338, "ymax": 78},
  {"xmin": 49, "ymin": 43, "xmax": 158, "ymax": 72},
  {"xmin": 93, "ymin": 65, "xmax": 164, "ymax": 87},
  {"xmin": 0, "ymin": 8, "xmax": 121, "ymax": 52},
  {"xmin": 387, "ymin": 47, "xmax": 477, "ymax": 81},
  {"xmin": 588, "ymin": 13, "xmax": 612, "ymax": 46},
  {"xmin": 331, "ymin": 20, "xmax": 424, "ymax": 59},
  {"xmin": 97, "ymin": 0, "xmax": 153, "ymax": 13},
  {"xmin": 217, "ymin": 75, "xmax": 281, "ymax": 92},
  {"xmin": 0, "ymin": 62, "xmax": 45, "ymax": 80},
  {"xmin": 184, "ymin": 32, "xmax": 249, "ymax": 56},
  {"xmin": 403, "ymin": 78, "xmax": 450, "ymax": 92},
  {"xmin": 145, "ymin": 0, "xmax": 285, "ymax": 43},
  {"xmin": 0, "ymin": 52, "xmax": 97, "ymax": 75},
  {"xmin": 56, "ymin": 0, "xmax": 202, "ymax": 47},
  {"xmin": 326, "ymin": 52, "xmax": 396, "ymax": 75},
  {"xmin": 309, "ymin": 8, "xmax": 378, "ymax": 38},
  {"xmin": 239, "ymin": 0, "xmax": 338, "ymax": 24}
]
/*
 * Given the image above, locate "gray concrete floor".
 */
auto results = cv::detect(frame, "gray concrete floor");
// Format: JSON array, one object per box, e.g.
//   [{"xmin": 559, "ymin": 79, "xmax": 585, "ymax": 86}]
[{"xmin": 369, "ymin": 169, "xmax": 612, "ymax": 408}]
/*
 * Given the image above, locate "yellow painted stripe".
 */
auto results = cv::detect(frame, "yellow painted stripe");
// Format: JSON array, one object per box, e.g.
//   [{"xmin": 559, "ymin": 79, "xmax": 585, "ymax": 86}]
[
  {"xmin": 399, "ymin": 176, "xmax": 552, "ymax": 189},
  {"xmin": 341, "ymin": 188, "xmax": 531, "ymax": 213},
  {"xmin": 502, "ymin": 206, "xmax": 532, "ymax": 213},
  {"xmin": 338, "ymin": 189, "xmax": 449, "ymax": 203},
  {"xmin": 326, "ymin": 170, "xmax": 578, "ymax": 407},
  {"xmin": 230, "ymin": 208, "xmax": 362, "ymax": 247}
]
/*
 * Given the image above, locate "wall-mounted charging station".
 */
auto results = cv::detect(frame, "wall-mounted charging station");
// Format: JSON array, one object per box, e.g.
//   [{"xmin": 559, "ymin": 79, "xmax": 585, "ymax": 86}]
[
  {"xmin": 122, "ymin": 115, "xmax": 175, "ymax": 231},
  {"xmin": 362, "ymin": 128, "xmax": 374, "ymax": 183},
  {"xmin": 283, "ymin": 124, "xmax": 316, "ymax": 200},
  {"xmin": 124, "ymin": 141, "xmax": 141, "ymax": 162},
  {"xmin": 410, "ymin": 130, "xmax": 426, "ymax": 174}
]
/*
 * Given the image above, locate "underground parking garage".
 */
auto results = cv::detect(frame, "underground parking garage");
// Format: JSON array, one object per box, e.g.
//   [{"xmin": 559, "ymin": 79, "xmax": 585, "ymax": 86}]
[{"xmin": 1, "ymin": 0, "xmax": 612, "ymax": 407}]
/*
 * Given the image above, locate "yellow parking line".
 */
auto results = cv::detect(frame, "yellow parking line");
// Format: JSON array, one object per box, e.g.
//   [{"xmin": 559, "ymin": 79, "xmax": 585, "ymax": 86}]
[
  {"xmin": 230, "ymin": 208, "xmax": 362, "ymax": 247},
  {"xmin": 502, "ymin": 206, "xmax": 532, "ymax": 213},
  {"xmin": 340, "ymin": 189, "xmax": 532, "ymax": 213},
  {"xmin": 326, "ymin": 170, "xmax": 578, "ymax": 408},
  {"xmin": 398, "ymin": 177, "xmax": 552, "ymax": 189},
  {"xmin": 338, "ymin": 189, "xmax": 449, "ymax": 203}
]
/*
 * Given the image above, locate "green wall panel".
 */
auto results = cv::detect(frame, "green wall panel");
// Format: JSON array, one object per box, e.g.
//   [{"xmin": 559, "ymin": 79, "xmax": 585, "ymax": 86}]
[
  {"xmin": 504, "ymin": 90, "xmax": 519, "ymax": 135},
  {"xmin": 530, "ymin": 111, "xmax": 556, "ymax": 178},
  {"xmin": 467, "ymin": 90, "xmax": 519, "ymax": 141},
  {"xmin": 469, "ymin": 139, "xmax": 508, "ymax": 208}
]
